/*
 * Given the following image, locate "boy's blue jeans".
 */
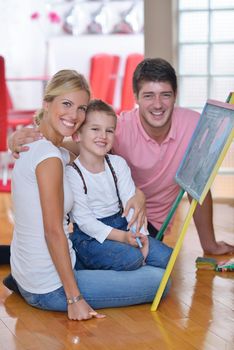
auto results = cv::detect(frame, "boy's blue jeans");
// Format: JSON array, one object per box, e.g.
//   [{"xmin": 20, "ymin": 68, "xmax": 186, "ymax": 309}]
[{"xmin": 71, "ymin": 212, "xmax": 172, "ymax": 271}]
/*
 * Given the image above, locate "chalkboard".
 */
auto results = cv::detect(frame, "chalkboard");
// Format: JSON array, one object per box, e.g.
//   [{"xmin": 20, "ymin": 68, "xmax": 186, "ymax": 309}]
[{"xmin": 175, "ymin": 99, "xmax": 234, "ymax": 204}]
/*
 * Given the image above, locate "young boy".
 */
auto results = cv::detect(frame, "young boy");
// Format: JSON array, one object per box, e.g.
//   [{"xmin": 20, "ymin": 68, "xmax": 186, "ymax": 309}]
[{"xmin": 66, "ymin": 99, "xmax": 172, "ymax": 271}]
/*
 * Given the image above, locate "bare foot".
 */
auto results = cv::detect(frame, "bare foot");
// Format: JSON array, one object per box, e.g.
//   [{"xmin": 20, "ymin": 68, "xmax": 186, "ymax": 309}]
[{"xmin": 204, "ymin": 241, "xmax": 234, "ymax": 255}]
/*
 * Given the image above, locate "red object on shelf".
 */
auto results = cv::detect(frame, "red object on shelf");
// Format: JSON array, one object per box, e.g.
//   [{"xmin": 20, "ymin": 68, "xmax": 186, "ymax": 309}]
[
  {"xmin": 0, "ymin": 56, "xmax": 11, "ymax": 192},
  {"xmin": 0, "ymin": 179, "xmax": 11, "ymax": 192},
  {"xmin": 0, "ymin": 56, "xmax": 35, "ymax": 130},
  {"xmin": 0, "ymin": 56, "xmax": 34, "ymax": 192},
  {"xmin": 6, "ymin": 87, "xmax": 35, "ymax": 125},
  {"xmin": 8, "ymin": 110, "xmax": 35, "ymax": 128},
  {"xmin": 89, "ymin": 54, "xmax": 120, "ymax": 105},
  {"xmin": 120, "ymin": 53, "xmax": 144, "ymax": 112},
  {"xmin": 6, "ymin": 75, "xmax": 50, "ymax": 128},
  {"xmin": 6, "ymin": 88, "xmax": 35, "ymax": 129},
  {"xmin": 106, "ymin": 55, "xmax": 120, "ymax": 105},
  {"xmin": 0, "ymin": 56, "xmax": 7, "ymax": 152}
]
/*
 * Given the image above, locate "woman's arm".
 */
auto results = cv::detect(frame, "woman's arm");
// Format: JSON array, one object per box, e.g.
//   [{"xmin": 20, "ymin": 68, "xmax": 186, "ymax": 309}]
[{"xmin": 36, "ymin": 157, "xmax": 103, "ymax": 320}]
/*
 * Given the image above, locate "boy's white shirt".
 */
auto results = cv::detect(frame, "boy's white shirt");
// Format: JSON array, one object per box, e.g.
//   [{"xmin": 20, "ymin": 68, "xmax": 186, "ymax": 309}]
[{"xmin": 66, "ymin": 154, "xmax": 148, "ymax": 243}]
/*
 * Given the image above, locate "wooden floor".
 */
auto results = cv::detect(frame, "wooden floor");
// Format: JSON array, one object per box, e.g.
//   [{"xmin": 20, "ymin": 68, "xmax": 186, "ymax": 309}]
[{"xmin": 0, "ymin": 193, "xmax": 233, "ymax": 350}]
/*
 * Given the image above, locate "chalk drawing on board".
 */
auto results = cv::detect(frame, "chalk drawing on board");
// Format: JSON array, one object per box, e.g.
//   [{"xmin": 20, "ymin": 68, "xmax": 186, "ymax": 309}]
[{"xmin": 175, "ymin": 99, "xmax": 234, "ymax": 204}]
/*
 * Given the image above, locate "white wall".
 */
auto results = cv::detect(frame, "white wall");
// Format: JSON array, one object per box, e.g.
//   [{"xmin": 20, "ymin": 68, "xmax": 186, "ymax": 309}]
[
  {"xmin": 0, "ymin": 0, "xmax": 144, "ymax": 110},
  {"xmin": 0, "ymin": 0, "xmax": 47, "ymax": 109}
]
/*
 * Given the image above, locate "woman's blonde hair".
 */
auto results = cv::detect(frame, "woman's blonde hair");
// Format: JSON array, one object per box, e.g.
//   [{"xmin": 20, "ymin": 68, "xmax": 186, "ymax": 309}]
[{"xmin": 35, "ymin": 69, "xmax": 90, "ymax": 125}]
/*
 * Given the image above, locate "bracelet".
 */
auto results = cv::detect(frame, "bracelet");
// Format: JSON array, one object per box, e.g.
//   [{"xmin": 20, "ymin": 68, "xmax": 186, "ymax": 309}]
[{"xmin": 67, "ymin": 294, "xmax": 83, "ymax": 305}]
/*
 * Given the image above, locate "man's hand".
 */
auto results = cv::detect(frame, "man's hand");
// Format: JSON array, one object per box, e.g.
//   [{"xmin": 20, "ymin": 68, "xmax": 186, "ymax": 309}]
[
  {"xmin": 8, "ymin": 128, "xmax": 43, "ymax": 158},
  {"xmin": 124, "ymin": 188, "xmax": 146, "ymax": 232}
]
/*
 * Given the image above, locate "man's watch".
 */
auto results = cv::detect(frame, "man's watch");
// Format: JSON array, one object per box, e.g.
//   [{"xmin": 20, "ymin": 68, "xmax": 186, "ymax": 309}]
[{"xmin": 67, "ymin": 294, "xmax": 83, "ymax": 305}]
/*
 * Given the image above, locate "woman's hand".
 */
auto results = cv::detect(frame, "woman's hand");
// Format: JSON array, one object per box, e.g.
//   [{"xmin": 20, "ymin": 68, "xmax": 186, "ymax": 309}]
[
  {"xmin": 123, "ymin": 188, "xmax": 146, "ymax": 232},
  {"xmin": 8, "ymin": 127, "xmax": 43, "ymax": 158},
  {"xmin": 68, "ymin": 299, "xmax": 106, "ymax": 321}
]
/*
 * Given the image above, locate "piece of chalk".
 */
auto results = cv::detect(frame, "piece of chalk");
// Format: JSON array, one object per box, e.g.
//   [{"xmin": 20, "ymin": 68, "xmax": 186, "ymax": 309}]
[
  {"xmin": 130, "ymin": 226, "xmax": 143, "ymax": 248},
  {"xmin": 136, "ymin": 237, "xmax": 143, "ymax": 248}
]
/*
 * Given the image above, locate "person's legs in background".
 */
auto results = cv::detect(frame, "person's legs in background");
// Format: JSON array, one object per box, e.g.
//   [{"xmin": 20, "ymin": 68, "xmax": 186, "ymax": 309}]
[{"xmin": 147, "ymin": 222, "xmax": 160, "ymax": 239}]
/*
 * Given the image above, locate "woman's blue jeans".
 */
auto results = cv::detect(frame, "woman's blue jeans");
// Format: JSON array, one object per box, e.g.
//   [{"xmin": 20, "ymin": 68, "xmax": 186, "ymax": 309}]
[
  {"xmin": 14, "ymin": 212, "xmax": 172, "ymax": 312},
  {"xmin": 71, "ymin": 213, "xmax": 172, "ymax": 271},
  {"xmin": 16, "ymin": 266, "xmax": 171, "ymax": 311}
]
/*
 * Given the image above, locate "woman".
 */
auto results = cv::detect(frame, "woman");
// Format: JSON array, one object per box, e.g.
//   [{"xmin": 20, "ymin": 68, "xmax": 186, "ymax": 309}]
[{"xmin": 4, "ymin": 70, "xmax": 171, "ymax": 321}]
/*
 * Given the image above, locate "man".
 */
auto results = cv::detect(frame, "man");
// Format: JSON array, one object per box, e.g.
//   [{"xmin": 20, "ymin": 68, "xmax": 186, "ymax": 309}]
[
  {"xmin": 112, "ymin": 58, "xmax": 233, "ymax": 254},
  {"xmin": 9, "ymin": 58, "xmax": 233, "ymax": 255}
]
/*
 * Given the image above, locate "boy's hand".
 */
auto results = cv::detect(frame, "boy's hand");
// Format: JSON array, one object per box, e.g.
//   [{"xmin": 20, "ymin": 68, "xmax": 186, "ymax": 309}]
[
  {"xmin": 8, "ymin": 128, "xmax": 43, "ymax": 158},
  {"xmin": 125, "ymin": 231, "xmax": 141, "ymax": 247}
]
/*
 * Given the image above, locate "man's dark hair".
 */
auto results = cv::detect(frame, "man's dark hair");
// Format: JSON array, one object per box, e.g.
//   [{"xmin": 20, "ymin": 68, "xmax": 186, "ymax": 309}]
[
  {"xmin": 133, "ymin": 58, "xmax": 177, "ymax": 97},
  {"xmin": 86, "ymin": 99, "xmax": 117, "ymax": 118}
]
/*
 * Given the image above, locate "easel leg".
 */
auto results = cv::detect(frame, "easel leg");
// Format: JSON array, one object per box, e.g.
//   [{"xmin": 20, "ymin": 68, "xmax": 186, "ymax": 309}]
[
  {"xmin": 151, "ymin": 199, "xmax": 198, "ymax": 311},
  {"xmin": 156, "ymin": 189, "xmax": 185, "ymax": 241}
]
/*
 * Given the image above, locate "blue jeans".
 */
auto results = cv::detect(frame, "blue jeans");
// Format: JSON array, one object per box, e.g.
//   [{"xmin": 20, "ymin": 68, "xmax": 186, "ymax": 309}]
[
  {"xmin": 16, "ymin": 266, "xmax": 171, "ymax": 311},
  {"xmin": 71, "ymin": 212, "xmax": 172, "ymax": 271}
]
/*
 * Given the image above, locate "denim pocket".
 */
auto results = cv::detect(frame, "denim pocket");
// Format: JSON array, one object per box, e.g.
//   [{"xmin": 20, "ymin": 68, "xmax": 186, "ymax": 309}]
[
  {"xmin": 18, "ymin": 286, "xmax": 41, "ymax": 308},
  {"xmin": 18, "ymin": 285, "xmax": 66, "ymax": 311}
]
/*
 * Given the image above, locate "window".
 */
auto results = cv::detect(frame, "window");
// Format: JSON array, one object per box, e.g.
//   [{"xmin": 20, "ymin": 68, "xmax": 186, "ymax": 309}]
[
  {"xmin": 177, "ymin": 0, "xmax": 234, "ymax": 111},
  {"xmin": 177, "ymin": 0, "xmax": 234, "ymax": 197}
]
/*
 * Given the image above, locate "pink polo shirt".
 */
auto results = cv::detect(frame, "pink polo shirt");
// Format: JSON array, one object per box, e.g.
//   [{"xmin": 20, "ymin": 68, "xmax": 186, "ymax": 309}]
[{"xmin": 113, "ymin": 106, "xmax": 200, "ymax": 230}]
